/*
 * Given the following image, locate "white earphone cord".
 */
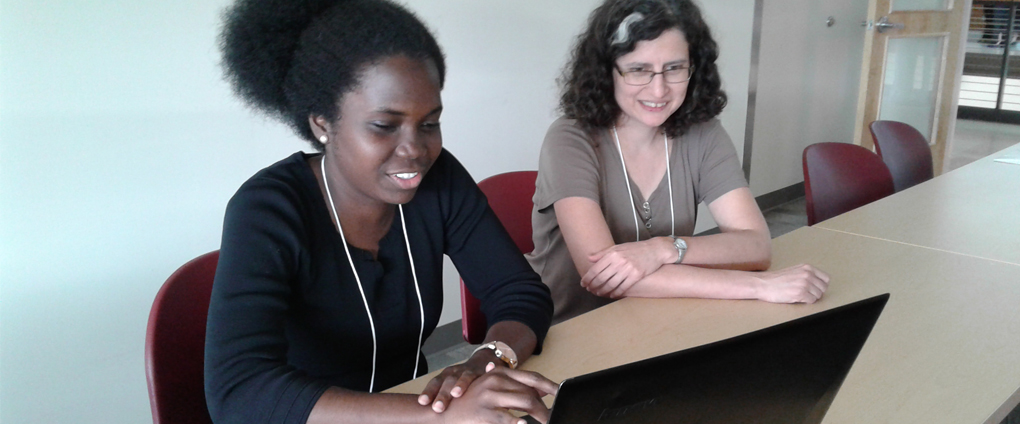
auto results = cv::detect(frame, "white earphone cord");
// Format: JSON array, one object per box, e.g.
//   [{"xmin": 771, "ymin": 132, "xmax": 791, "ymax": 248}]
[
  {"xmin": 612, "ymin": 127, "xmax": 676, "ymax": 242},
  {"xmin": 321, "ymin": 156, "xmax": 424, "ymax": 393}
]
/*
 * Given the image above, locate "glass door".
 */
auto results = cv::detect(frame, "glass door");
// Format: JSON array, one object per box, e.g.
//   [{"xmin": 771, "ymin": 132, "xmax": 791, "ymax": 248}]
[
  {"xmin": 958, "ymin": 1, "xmax": 1020, "ymax": 123},
  {"xmin": 853, "ymin": 0, "xmax": 967, "ymax": 175}
]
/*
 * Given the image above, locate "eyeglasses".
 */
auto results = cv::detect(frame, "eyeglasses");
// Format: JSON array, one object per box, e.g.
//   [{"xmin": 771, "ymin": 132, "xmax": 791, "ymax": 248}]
[{"xmin": 615, "ymin": 65, "xmax": 694, "ymax": 86}]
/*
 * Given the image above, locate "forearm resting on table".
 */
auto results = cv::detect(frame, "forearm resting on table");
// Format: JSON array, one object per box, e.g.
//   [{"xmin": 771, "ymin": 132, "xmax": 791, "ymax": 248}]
[
  {"xmin": 308, "ymin": 388, "xmax": 442, "ymax": 424},
  {"xmin": 680, "ymin": 229, "xmax": 771, "ymax": 270},
  {"xmin": 624, "ymin": 261, "xmax": 830, "ymax": 305},
  {"xmin": 682, "ymin": 186, "xmax": 771, "ymax": 270},
  {"xmin": 554, "ymin": 196, "xmax": 770, "ymax": 279},
  {"xmin": 306, "ymin": 321, "xmax": 540, "ymax": 424},
  {"xmin": 620, "ymin": 264, "xmax": 762, "ymax": 299}
]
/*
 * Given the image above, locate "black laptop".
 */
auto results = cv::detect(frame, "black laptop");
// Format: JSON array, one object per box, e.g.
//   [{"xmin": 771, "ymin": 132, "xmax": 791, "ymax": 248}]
[{"xmin": 535, "ymin": 293, "xmax": 889, "ymax": 424}]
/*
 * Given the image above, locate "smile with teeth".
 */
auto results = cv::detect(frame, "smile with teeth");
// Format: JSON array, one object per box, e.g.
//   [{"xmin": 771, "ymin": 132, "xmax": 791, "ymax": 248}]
[
  {"xmin": 393, "ymin": 172, "xmax": 419, "ymax": 180},
  {"xmin": 641, "ymin": 101, "xmax": 667, "ymax": 108}
]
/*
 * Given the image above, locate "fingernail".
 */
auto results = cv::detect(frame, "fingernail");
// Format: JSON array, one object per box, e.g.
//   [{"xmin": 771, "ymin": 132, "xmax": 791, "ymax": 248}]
[
  {"xmin": 451, "ymin": 387, "xmax": 462, "ymax": 397},
  {"xmin": 518, "ymin": 420, "xmax": 527, "ymax": 424},
  {"xmin": 432, "ymin": 401, "xmax": 444, "ymax": 413},
  {"xmin": 418, "ymin": 394, "xmax": 429, "ymax": 405},
  {"xmin": 485, "ymin": 362, "xmax": 496, "ymax": 372}
]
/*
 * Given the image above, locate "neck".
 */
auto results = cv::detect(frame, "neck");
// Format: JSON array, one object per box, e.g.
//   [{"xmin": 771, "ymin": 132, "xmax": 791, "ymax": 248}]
[
  {"xmin": 319, "ymin": 154, "xmax": 395, "ymax": 234},
  {"xmin": 614, "ymin": 118, "xmax": 661, "ymax": 149}
]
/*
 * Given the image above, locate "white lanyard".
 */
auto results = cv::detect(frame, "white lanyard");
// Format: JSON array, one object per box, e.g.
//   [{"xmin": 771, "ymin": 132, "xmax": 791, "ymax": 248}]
[
  {"xmin": 612, "ymin": 127, "xmax": 676, "ymax": 242},
  {"xmin": 320, "ymin": 156, "xmax": 425, "ymax": 393}
]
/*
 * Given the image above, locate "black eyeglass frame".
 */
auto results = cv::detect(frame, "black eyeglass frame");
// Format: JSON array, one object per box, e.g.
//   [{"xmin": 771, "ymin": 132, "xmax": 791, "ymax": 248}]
[{"xmin": 614, "ymin": 65, "xmax": 695, "ymax": 86}]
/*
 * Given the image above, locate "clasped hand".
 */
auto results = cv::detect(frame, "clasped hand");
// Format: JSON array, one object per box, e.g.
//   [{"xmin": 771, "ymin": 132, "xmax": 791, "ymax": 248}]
[
  {"xmin": 418, "ymin": 353, "xmax": 558, "ymax": 424},
  {"xmin": 581, "ymin": 238, "xmax": 671, "ymax": 298}
]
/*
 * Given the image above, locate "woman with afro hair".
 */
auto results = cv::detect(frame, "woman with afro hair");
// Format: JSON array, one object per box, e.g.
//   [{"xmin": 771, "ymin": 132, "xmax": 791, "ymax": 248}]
[
  {"xmin": 204, "ymin": 0, "xmax": 557, "ymax": 423},
  {"xmin": 527, "ymin": 0, "xmax": 830, "ymax": 324}
]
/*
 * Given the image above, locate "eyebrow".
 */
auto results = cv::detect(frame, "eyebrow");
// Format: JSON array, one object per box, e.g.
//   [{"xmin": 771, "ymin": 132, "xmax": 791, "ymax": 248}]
[
  {"xmin": 374, "ymin": 105, "xmax": 444, "ymax": 117},
  {"xmin": 621, "ymin": 59, "xmax": 690, "ymax": 68}
]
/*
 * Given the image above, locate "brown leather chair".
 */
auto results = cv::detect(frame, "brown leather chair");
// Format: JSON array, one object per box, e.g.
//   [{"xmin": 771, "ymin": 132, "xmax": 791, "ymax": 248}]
[
  {"xmin": 869, "ymin": 120, "xmax": 935, "ymax": 192},
  {"xmin": 803, "ymin": 143, "xmax": 895, "ymax": 226},
  {"xmin": 145, "ymin": 251, "xmax": 218, "ymax": 424},
  {"xmin": 461, "ymin": 171, "xmax": 538, "ymax": 344}
]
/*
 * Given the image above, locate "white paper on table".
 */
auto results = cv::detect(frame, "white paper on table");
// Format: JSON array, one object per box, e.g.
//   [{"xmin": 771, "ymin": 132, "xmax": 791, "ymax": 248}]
[{"xmin": 993, "ymin": 152, "xmax": 1020, "ymax": 165}]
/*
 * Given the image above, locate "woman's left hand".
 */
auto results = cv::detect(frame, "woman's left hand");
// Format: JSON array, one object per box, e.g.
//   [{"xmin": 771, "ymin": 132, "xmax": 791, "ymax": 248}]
[
  {"xmin": 582, "ymin": 237, "xmax": 674, "ymax": 298},
  {"xmin": 418, "ymin": 348, "xmax": 503, "ymax": 413}
]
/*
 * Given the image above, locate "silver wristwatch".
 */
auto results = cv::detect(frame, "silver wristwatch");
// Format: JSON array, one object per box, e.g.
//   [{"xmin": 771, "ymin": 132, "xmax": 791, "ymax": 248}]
[
  {"xmin": 671, "ymin": 235, "xmax": 688, "ymax": 264},
  {"xmin": 471, "ymin": 341, "xmax": 518, "ymax": 369}
]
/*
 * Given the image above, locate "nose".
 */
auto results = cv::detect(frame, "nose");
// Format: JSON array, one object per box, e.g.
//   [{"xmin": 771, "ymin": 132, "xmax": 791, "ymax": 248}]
[
  {"xmin": 649, "ymin": 73, "xmax": 670, "ymax": 97},
  {"xmin": 395, "ymin": 132, "xmax": 426, "ymax": 159}
]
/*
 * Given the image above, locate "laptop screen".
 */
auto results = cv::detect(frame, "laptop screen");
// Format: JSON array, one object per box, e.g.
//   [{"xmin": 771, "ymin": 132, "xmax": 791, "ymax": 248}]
[{"xmin": 544, "ymin": 294, "xmax": 889, "ymax": 424}]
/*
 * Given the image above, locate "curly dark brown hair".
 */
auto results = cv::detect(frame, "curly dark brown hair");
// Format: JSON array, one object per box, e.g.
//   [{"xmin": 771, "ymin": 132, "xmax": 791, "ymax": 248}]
[
  {"xmin": 220, "ymin": 0, "xmax": 446, "ymax": 149},
  {"xmin": 559, "ymin": 0, "xmax": 726, "ymax": 138}
]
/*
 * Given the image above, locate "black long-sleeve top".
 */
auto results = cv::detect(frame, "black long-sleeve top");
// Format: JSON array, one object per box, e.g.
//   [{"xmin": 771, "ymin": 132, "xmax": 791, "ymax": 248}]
[{"xmin": 204, "ymin": 150, "xmax": 553, "ymax": 424}]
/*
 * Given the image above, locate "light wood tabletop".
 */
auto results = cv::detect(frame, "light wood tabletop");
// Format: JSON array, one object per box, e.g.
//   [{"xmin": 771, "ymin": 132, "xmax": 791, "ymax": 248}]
[
  {"xmin": 391, "ymin": 226, "xmax": 1020, "ymax": 423},
  {"xmin": 815, "ymin": 142, "xmax": 1020, "ymax": 266}
]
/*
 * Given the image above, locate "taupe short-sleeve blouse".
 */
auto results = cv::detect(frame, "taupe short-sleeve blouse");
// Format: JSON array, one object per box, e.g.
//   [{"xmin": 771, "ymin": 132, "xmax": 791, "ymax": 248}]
[{"xmin": 526, "ymin": 117, "xmax": 748, "ymax": 323}]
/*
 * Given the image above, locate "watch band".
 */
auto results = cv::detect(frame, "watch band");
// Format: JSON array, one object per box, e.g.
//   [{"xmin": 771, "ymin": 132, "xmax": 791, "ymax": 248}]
[
  {"xmin": 471, "ymin": 341, "xmax": 518, "ymax": 369},
  {"xmin": 671, "ymin": 235, "xmax": 688, "ymax": 264}
]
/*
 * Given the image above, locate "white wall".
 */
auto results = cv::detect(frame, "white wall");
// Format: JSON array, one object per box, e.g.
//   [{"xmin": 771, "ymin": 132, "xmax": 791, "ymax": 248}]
[
  {"xmin": 693, "ymin": 0, "xmax": 755, "ymax": 232},
  {"xmin": 0, "ymin": 0, "xmax": 754, "ymax": 422},
  {"xmin": 748, "ymin": 1, "xmax": 869, "ymax": 195}
]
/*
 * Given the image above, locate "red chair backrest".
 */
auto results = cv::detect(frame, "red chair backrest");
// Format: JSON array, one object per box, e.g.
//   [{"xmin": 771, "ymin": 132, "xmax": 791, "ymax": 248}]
[
  {"xmin": 869, "ymin": 120, "xmax": 935, "ymax": 192},
  {"xmin": 803, "ymin": 143, "xmax": 895, "ymax": 226},
  {"xmin": 145, "ymin": 251, "xmax": 218, "ymax": 424},
  {"xmin": 461, "ymin": 171, "xmax": 538, "ymax": 344}
]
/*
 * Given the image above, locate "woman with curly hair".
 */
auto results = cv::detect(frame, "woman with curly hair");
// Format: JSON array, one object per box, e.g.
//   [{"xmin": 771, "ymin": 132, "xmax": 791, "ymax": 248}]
[
  {"xmin": 204, "ymin": 0, "xmax": 557, "ymax": 423},
  {"xmin": 527, "ymin": 0, "xmax": 830, "ymax": 324}
]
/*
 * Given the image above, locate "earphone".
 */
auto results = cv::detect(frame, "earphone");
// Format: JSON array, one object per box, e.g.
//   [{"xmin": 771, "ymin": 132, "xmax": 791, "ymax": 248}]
[
  {"xmin": 612, "ymin": 127, "xmax": 676, "ymax": 242},
  {"xmin": 320, "ymin": 156, "xmax": 424, "ymax": 392}
]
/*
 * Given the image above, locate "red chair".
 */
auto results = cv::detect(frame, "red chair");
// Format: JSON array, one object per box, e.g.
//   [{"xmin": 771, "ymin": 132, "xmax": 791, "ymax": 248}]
[
  {"xmin": 869, "ymin": 120, "xmax": 935, "ymax": 192},
  {"xmin": 803, "ymin": 143, "xmax": 895, "ymax": 226},
  {"xmin": 145, "ymin": 251, "xmax": 218, "ymax": 424},
  {"xmin": 461, "ymin": 171, "xmax": 538, "ymax": 344}
]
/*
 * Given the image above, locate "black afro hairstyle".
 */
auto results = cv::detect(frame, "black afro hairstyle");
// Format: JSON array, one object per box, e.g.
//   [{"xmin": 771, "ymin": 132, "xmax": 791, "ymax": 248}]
[
  {"xmin": 559, "ymin": 0, "xmax": 726, "ymax": 139},
  {"xmin": 220, "ymin": 0, "xmax": 446, "ymax": 149}
]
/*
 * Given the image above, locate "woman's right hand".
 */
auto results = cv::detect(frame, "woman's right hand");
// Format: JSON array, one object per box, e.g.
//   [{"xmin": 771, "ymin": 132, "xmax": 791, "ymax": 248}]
[
  {"xmin": 439, "ymin": 363, "xmax": 558, "ymax": 424},
  {"xmin": 582, "ymin": 237, "xmax": 674, "ymax": 298},
  {"xmin": 752, "ymin": 264, "xmax": 830, "ymax": 304}
]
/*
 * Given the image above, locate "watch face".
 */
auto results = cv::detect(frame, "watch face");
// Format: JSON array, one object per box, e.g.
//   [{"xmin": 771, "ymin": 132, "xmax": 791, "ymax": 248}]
[
  {"xmin": 673, "ymin": 237, "xmax": 687, "ymax": 264},
  {"xmin": 492, "ymin": 341, "xmax": 518, "ymax": 368}
]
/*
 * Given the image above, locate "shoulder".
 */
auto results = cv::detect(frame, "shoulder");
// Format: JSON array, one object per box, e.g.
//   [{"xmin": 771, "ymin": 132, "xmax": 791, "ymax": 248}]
[
  {"xmin": 680, "ymin": 119, "xmax": 736, "ymax": 156},
  {"xmin": 413, "ymin": 148, "xmax": 481, "ymax": 210},
  {"xmin": 682, "ymin": 119, "xmax": 728, "ymax": 144},
  {"xmin": 545, "ymin": 117, "xmax": 597, "ymax": 146},
  {"xmin": 218, "ymin": 152, "xmax": 321, "ymax": 276},
  {"xmin": 541, "ymin": 117, "xmax": 603, "ymax": 161},
  {"xmin": 226, "ymin": 152, "xmax": 317, "ymax": 221}
]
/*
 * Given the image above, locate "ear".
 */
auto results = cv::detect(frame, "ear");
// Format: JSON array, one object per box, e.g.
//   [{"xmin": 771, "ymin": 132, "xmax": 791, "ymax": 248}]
[{"xmin": 308, "ymin": 115, "xmax": 332, "ymax": 144}]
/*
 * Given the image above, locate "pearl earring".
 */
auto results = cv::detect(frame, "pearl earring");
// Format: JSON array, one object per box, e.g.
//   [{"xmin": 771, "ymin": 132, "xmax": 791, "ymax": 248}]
[{"xmin": 319, "ymin": 135, "xmax": 328, "ymax": 143}]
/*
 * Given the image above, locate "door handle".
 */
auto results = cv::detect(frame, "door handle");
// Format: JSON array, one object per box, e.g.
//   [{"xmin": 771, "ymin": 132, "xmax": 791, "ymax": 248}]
[{"xmin": 874, "ymin": 16, "xmax": 905, "ymax": 33}]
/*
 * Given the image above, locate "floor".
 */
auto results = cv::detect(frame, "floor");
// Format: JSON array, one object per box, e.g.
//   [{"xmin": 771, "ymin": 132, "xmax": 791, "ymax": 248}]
[
  {"xmin": 947, "ymin": 119, "xmax": 1020, "ymax": 171},
  {"xmin": 424, "ymin": 118, "xmax": 1020, "ymax": 372}
]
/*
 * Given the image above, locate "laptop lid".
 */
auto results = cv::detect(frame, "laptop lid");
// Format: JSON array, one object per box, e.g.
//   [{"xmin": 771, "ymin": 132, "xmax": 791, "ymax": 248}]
[{"xmin": 544, "ymin": 293, "xmax": 889, "ymax": 424}]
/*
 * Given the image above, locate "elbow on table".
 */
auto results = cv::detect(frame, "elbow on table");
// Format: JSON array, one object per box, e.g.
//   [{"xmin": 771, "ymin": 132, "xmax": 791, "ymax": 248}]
[
  {"xmin": 751, "ymin": 257, "xmax": 771, "ymax": 272},
  {"xmin": 749, "ymin": 236, "xmax": 772, "ymax": 271}
]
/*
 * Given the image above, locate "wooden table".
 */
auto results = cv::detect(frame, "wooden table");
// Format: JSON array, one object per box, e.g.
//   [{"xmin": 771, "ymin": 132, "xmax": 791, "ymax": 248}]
[
  {"xmin": 390, "ymin": 146, "xmax": 1020, "ymax": 422},
  {"xmin": 815, "ymin": 143, "xmax": 1020, "ymax": 266},
  {"xmin": 391, "ymin": 227, "xmax": 1020, "ymax": 423}
]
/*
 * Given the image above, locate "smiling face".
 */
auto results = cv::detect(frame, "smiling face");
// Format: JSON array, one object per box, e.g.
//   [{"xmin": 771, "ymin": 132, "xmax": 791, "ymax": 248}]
[
  {"xmin": 612, "ymin": 28, "xmax": 690, "ymax": 130},
  {"xmin": 314, "ymin": 55, "xmax": 443, "ymax": 207}
]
